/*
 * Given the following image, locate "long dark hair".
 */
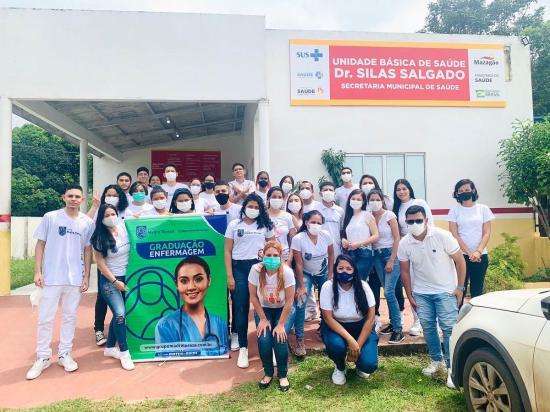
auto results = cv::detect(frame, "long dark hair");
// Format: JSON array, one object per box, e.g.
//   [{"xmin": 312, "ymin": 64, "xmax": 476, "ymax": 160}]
[
  {"xmin": 298, "ymin": 210, "xmax": 324, "ymax": 233},
  {"xmin": 90, "ymin": 204, "xmax": 118, "ymax": 258},
  {"xmin": 332, "ymin": 255, "xmax": 370, "ymax": 316},
  {"xmin": 392, "ymin": 178, "xmax": 415, "ymax": 215},
  {"xmin": 169, "ymin": 188, "xmax": 195, "ymax": 213},
  {"xmin": 100, "ymin": 184, "xmax": 128, "ymax": 212},
  {"xmin": 279, "ymin": 175, "xmax": 295, "ymax": 189},
  {"xmin": 342, "ymin": 189, "xmax": 367, "ymax": 233},
  {"xmin": 240, "ymin": 193, "xmax": 273, "ymax": 230},
  {"xmin": 453, "ymin": 178, "xmax": 479, "ymax": 202},
  {"xmin": 366, "ymin": 189, "xmax": 387, "ymax": 210}
]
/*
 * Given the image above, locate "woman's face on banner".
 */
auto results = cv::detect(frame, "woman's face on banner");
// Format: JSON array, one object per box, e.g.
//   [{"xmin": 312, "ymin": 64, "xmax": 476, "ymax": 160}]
[{"xmin": 177, "ymin": 263, "xmax": 211, "ymax": 305}]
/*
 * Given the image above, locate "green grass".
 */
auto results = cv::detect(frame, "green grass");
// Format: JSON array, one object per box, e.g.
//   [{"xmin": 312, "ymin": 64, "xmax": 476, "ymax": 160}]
[
  {"xmin": 10, "ymin": 258, "xmax": 34, "ymax": 289},
  {"xmin": 11, "ymin": 354, "xmax": 466, "ymax": 412}
]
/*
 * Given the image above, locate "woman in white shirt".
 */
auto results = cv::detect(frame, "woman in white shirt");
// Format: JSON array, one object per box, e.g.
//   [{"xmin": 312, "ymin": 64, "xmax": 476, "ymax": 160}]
[
  {"xmin": 150, "ymin": 186, "xmax": 170, "ymax": 216},
  {"xmin": 224, "ymin": 193, "xmax": 275, "ymax": 368},
  {"xmin": 320, "ymin": 255, "xmax": 378, "ymax": 385},
  {"xmin": 90, "ymin": 204, "xmax": 135, "ymax": 371},
  {"xmin": 448, "ymin": 179, "xmax": 494, "ymax": 302},
  {"xmin": 359, "ymin": 174, "xmax": 393, "ymax": 210},
  {"xmin": 189, "ymin": 178, "xmax": 206, "ymax": 213},
  {"xmin": 255, "ymin": 171, "xmax": 271, "ymax": 204},
  {"xmin": 126, "ymin": 182, "xmax": 154, "ymax": 218},
  {"xmin": 267, "ymin": 187, "xmax": 296, "ymax": 264},
  {"xmin": 286, "ymin": 192, "xmax": 304, "ymax": 231},
  {"xmin": 248, "ymin": 241, "xmax": 295, "ymax": 392},
  {"xmin": 199, "ymin": 174, "xmax": 219, "ymax": 211},
  {"xmin": 169, "ymin": 188, "xmax": 196, "ymax": 215}
]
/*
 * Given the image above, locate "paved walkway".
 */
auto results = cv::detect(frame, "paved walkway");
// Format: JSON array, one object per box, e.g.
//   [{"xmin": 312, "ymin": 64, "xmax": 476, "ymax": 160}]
[{"xmin": 0, "ymin": 291, "xmax": 424, "ymax": 409}]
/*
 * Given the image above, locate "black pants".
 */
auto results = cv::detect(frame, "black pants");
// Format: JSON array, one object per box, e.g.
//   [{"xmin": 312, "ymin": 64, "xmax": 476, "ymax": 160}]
[
  {"xmin": 464, "ymin": 254, "xmax": 489, "ymax": 300},
  {"xmin": 94, "ymin": 269, "xmax": 108, "ymax": 332},
  {"xmin": 368, "ymin": 268, "xmax": 405, "ymax": 316}
]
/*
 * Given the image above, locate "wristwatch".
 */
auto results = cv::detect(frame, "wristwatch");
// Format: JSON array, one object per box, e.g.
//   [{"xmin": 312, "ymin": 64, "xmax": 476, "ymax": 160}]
[{"xmin": 456, "ymin": 286, "xmax": 466, "ymax": 292}]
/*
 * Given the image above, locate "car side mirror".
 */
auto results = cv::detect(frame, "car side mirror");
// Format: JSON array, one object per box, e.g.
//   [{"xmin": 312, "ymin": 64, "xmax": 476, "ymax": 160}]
[{"xmin": 542, "ymin": 296, "xmax": 550, "ymax": 321}]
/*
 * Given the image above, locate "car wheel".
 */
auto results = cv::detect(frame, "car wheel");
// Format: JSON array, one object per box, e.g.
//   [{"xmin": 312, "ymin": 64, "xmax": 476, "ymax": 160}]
[{"xmin": 462, "ymin": 347, "xmax": 523, "ymax": 412}]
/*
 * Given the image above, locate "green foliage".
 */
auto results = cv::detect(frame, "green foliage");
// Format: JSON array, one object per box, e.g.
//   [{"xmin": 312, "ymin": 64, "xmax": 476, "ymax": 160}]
[
  {"xmin": 320, "ymin": 148, "xmax": 346, "ymax": 186},
  {"xmin": 12, "ymin": 168, "xmax": 63, "ymax": 217},
  {"xmin": 484, "ymin": 233, "xmax": 525, "ymax": 292},
  {"xmin": 523, "ymin": 21, "xmax": 550, "ymax": 116},
  {"xmin": 10, "ymin": 258, "xmax": 34, "ymax": 289},
  {"xmin": 524, "ymin": 267, "xmax": 550, "ymax": 282}
]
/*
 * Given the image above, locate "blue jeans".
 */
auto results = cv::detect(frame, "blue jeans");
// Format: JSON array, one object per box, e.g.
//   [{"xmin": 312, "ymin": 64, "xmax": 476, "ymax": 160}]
[
  {"xmin": 231, "ymin": 259, "xmax": 259, "ymax": 348},
  {"xmin": 286, "ymin": 269, "xmax": 327, "ymax": 340},
  {"xmin": 349, "ymin": 248, "xmax": 375, "ymax": 281},
  {"xmin": 413, "ymin": 292, "xmax": 459, "ymax": 366},
  {"xmin": 254, "ymin": 307, "xmax": 292, "ymax": 378},
  {"xmin": 321, "ymin": 319, "xmax": 379, "ymax": 373},
  {"xmin": 373, "ymin": 248, "xmax": 402, "ymax": 332},
  {"xmin": 99, "ymin": 275, "xmax": 128, "ymax": 352}
]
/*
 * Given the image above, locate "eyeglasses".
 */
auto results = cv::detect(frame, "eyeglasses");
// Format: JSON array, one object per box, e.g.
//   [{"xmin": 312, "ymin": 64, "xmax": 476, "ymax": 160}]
[{"xmin": 406, "ymin": 219, "xmax": 424, "ymax": 225}]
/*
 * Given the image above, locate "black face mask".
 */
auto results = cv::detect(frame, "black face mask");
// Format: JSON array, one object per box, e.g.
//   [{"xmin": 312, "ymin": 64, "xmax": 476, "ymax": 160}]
[
  {"xmin": 457, "ymin": 192, "xmax": 474, "ymax": 202},
  {"xmin": 258, "ymin": 180, "xmax": 269, "ymax": 188},
  {"xmin": 215, "ymin": 193, "xmax": 229, "ymax": 205},
  {"xmin": 204, "ymin": 182, "xmax": 215, "ymax": 190}
]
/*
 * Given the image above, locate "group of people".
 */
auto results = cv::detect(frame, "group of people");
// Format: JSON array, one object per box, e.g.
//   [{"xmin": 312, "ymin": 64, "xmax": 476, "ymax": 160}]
[{"xmin": 26, "ymin": 162, "xmax": 495, "ymax": 392}]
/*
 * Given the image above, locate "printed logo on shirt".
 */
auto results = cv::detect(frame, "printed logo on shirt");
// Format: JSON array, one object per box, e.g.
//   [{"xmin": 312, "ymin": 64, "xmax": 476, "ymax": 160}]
[
  {"xmin": 136, "ymin": 225, "xmax": 148, "ymax": 239},
  {"xmin": 237, "ymin": 229, "xmax": 245, "ymax": 237},
  {"xmin": 58, "ymin": 226, "xmax": 67, "ymax": 236},
  {"xmin": 304, "ymin": 252, "xmax": 312, "ymax": 261}
]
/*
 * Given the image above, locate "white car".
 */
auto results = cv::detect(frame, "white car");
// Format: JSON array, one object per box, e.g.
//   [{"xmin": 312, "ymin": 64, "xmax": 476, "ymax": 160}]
[{"xmin": 450, "ymin": 288, "xmax": 550, "ymax": 412}]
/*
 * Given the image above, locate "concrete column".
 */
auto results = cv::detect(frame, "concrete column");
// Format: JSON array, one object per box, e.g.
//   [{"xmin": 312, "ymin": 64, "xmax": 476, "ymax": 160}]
[
  {"xmin": 257, "ymin": 99, "xmax": 270, "ymax": 172},
  {"xmin": 0, "ymin": 97, "xmax": 12, "ymax": 295},
  {"xmin": 79, "ymin": 139, "xmax": 88, "ymax": 212}
]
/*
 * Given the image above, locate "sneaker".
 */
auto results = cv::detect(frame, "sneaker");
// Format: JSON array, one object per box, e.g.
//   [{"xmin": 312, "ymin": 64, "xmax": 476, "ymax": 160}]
[
  {"xmin": 356, "ymin": 368, "xmax": 370, "ymax": 379},
  {"xmin": 374, "ymin": 315, "xmax": 382, "ymax": 334},
  {"xmin": 25, "ymin": 358, "xmax": 51, "ymax": 380},
  {"xmin": 237, "ymin": 347, "xmax": 249, "ymax": 368},
  {"xmin": 422, "ymin": 360, "xmax": 446, "ymax": 378},
  {"xmin": 446, "ymin": 369, "xmax": 456, "ymax": 389},
  {"xmin": 409, "ymin": 319, "xmax": 422, "ymax": 336},
  {"xmin": 58, "ymin": 353, "xmax": 78, "ymax": 372},
  {"xmin": 119, "ymin": 350, "xmax": 135, "ymax": 371},
  {"xmin": 388, "ymin": 331, "xmax": 405, "ymax": 344},
  {"xmin": 331, "ymin": 366, "xmax": 346, "ymax": 385},
  {"xmin": 95, "ymin": 330, "xmax": 107, "ymax": 346},
  {"xmin": 104, "ymin": 347, "xmax": 120, "ymax": 359},
  {"xmin": 293, "ymin": 338, "xmax": 307, "ymax": 357},
  {"xmin": 272, "ymin": 350, "xmax": 277, "ymax": 367},
  {"xmin": 230, "ymin": 332, "xmax": 239, "ymax": 352},
  {"xmin": 380, "ymin": 324, "xmax": 393, "ymax": 335}
]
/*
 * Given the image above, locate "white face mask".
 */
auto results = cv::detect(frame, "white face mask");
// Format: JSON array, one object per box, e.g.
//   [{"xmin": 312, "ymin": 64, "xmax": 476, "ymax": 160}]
[
  {"xmin": 368, "ymin": 200, "xmax": 383, "ymax": 212},
  {"xmin": 102, "ymin": 216, "xmax": 118, "ymax": 228},
  {"xmin": 269, "ymin": 198, "xmax": 284, "ymax": 210},
  {"xmin": 341, "ymin": 173, "xmax": 352, "ymax": 183},
  {"xmin": 299, "ymin": 189, "xmax": 312, "ymax": 200},
  {"xmin": 245, "ymin": 207, "xmax": 260, "ymax": 219},
  {"xmin": 307, "ymin": 222, "xmax": 322, "ymax": 235},
  {"xmin": 190, "ymin": 185, "xmax": 201, "ymax": 195},
  {"xmin": 177, "ymin": 201, "xmax": 192, "ymax": 212},
  {"xmin": 105, "ymin": 196, "xmax": 119, "ymax": 207},
  {"xmin": 282, "ymin": 182, "xmax": 293, "ymax": 194},
  {"xmin": 321, "ymin": 190, "xmax": 335, "ymax": 203},
  {"xmin": 153, "ymin": 199, "xmax": 167, "ymax": 210},
  {"xmin": 408, "ymin": 222, "xmax": 426, "ymax": 236},
  {"xmin": 350, "ymin": 199, "xmax": 363, "ymax": 210},
  {"xmin": 288, "ymin": 201, "xmax": 301, "ymax": 214},
  {"xmin": 361, "ymin": 183, "xmax": 375, "ymax": 194},
  {"xmin": 165, "ymin": 172, "xmax": 177, "ymax": 182}
]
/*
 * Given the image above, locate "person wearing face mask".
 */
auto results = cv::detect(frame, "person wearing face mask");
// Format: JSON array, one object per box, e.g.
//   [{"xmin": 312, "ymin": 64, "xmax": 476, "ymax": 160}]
[
  {"xmin": 248, "ymin": 241, "xmax": 295, "ymax": 392},
  {"xmin": 278, "ymin": 175, "xmax": 295, "ymax": 207},
  {"xmin": 335, "ymin": 167, "xmax": 359, "ymax": 207},
  {"xmin": 359, "ymin": 174, "xmax": 393, "ymax": 210},
  {"xmin": 320, "ymin": 255, "xmax": 378, "ymax": 385},
  {"xmin": 267, "ymin": 187, "xmax": 296, "ymax": 265},
  {"xmin": 286, "ymin": 192, "xmax": 304, "ymax": 231},
  {"xmin": 288, "ymin": 210, "xmax": 335, "ymax": 356},
  {"xmin": 448, "ymin": 179, "xmax": 494, "ymax": 303},
  {"xmin": 299, "ymin": 181, "xmax": 321, "ymax": 213},
  {"xmin": 213, "ymin": 181, "xmax": 242, "ymax": 225},
  {"xmin": 126, "ymin": 182, "xmax": 154, "ymax": 218},
  {"xmin": 90, "ymin": 204, "xmax": 135, "ymax": 371},
  {"xmin": 254, "ymin": 171, "xmax": 271, "ymax": 204},
  {"xmin": 150, "ymin": 186, "xmax": 170, "ymax": 216},
  {"xmin": 199, "ymin": 173, "xmax": 220, "ymax": 211},
  {"xmin": 161, "ymin": 163, "xmax": 189, "ymax": 206},
  {"xmin": 224, "ymin": 193, "xmax": 275, "ymax": 368},
  {"xmin": 169, "ymin": 188, "xmax": 196, "ymax": 215},
  {"xmin": 189, "ymin": 178, "xmax": 207, "ymax": 214},
  {"xmin": 398, "ymin": 205, "xmax": 466, "ymax": 387},
  {"xmin": 319, "ymin": 181, "xmax": 345, "ymax": 257},
  {"xmin": 229, "ymin": 163, "xmax": 255, "ymax": 205}
]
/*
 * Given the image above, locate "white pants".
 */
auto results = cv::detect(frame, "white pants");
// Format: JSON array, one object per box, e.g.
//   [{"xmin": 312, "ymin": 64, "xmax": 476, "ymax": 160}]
[{"xmin": 36, "ymin": 285, "xmax": 82, "ymax": 359}]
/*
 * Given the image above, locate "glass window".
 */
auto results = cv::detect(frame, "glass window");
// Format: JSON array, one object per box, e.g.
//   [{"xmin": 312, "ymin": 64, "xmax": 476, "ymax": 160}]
[
  {"xmin": 362, "ymin": 156, "xmax": 383, "ymax": 186},
  {"xmin": 405, "ymin": 154, "xmax": 426, "ymax": 200}
]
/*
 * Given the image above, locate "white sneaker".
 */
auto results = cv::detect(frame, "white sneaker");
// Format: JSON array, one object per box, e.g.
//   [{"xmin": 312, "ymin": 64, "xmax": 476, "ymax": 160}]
[
  {"xmin": 119, "ymin": 350, "xmax": 135, "ymax": 371},
  {"xmin": 409, "ymin": 319, "xmax": 422, "ymax": 336},
  {"xmin": 331, "ymin": 366, "xmax": 346, "ymax": 385},
  {"xmin": 230, "ymin": 333, "xmax": 239, "ymax": 352},
  {"xmin": 58, "ymin": 353, "xmax": 78, "ymax": 372},
  {"xmin": 104, "ymin": 347, "xmax": 120, "ymax": 359},
  {"xmin": 237, "ymin": 347, "xmax": 249, "ymax": 368},
  {"xmin": 446, "ymin": 369, "xmax": 456, "ymax": 389},
  {"xmin": 356, "ymin": 368, "xmax": 370, "ymax": 379},
  {"xmin": 272, "ymin": 349, "xmax": 277, "ymax": 367},
  {"xmin": 422, "ymin": 360, "xmax": 446, "ymax": 378},
  {"xmin": 26, "ymin": 358, "xmax": 51, "ymax": 380},
  {"xmin": 374, "ymin": 315, "xmax": 382, "ymax": 335}
]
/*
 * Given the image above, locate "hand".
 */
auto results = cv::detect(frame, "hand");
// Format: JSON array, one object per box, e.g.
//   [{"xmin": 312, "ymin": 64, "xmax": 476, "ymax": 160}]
[
  {"xmin": 349, "ymin": 242, "xmax": 361, "ymax": 251},
  {"xmin": 385, "ymin": 259, "xmax": 394, "ymax": 273},
  {"xmin": 296, "ymin": 286, "xmax": 306, "ymax": 305},
  {"xmin": 252, "ymin": 262, "xmax": 264, "ymax": 272},
  {"xmin": 453, "ymin": 288, "xmax": 464, "ymax": 305},
  {"xmin": 409, "ymin": 296, "xmax": 418, "ymax": 313},
  {"xmin": 257, "ymin": 249, "xmax": 264, "ymax": 259},
  {"xmin": 470, "ymin": 251, "xmax": 482, "ymax": 262},
  {"xmin": 233, "ymin": 185, "xmax": 242, "ymax": 196},
  {"xmin": 273, "ymin": 324, "xmax": 287, "ymax": 343},
  {"xmin": 114, "ymin": 279, "xmax": 127, "ymax": 292},
  {"xmin": 204, "ymin": 208, "xmax": 215, "ymax": 215},
  {"xmin": 92, "ymin": 189, "xmax": 100, "ymax": 207},
  {"xmin": 346, "ymin": 338, "xmax": 360, "ymax": 363},
  {"xmin": 257, "ymin": 318, "xmax": 271, "ymax": 338},
  {"xmin": 227, "ymin": 276, "xmax": 236, "ymax": 291},
  {"xmin": 34, "ymin": 271, "xmax": 44, "ymax": 288},
  {"xmin": 80, "ymin": 277, "xmax": 89, "ymax": 293},
  {"xmin": 342, "ymin": 239, "xmax": 350, "ymax": 249}
]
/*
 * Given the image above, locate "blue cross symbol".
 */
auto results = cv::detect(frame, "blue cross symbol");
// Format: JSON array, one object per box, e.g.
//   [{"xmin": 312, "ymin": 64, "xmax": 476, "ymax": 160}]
[{"xmin": 311, "ymin": 49, "xmax": 323, "ymax": 61}]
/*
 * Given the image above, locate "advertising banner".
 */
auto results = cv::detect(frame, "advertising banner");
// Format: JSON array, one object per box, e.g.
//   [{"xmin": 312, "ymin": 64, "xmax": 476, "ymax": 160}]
[
  {"xmin": 124, "ymin": 214, "xmax": 229, "ymax": 362},
  {"xmin": 151, "ymin": 150, "xmax": 221, "ymax": 182},
  {"xmin": 290, "ymin": 39, "xmax": 506, "ymax": 107}
]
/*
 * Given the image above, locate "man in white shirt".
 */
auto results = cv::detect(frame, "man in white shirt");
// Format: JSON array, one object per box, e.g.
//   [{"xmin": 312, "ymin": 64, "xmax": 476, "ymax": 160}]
[
  {"xmin": 228, "ymin": 162, "xmax": 255, "ymax": 205},
  {"xmin": 398, "ymin": 205, "xmax": 466, "ymax": 387},
  {"xmin": 161, "ymin": 163, "xmax": 189, "ymax": 205},
  {"xmin": 214, "ymin": 180, "xmax": 242, "ymax": 224},
  {"xmin": 26, "ymin": 184, "xmax": 94, "ymax": 380},
  {"xmin": 117, "ymin": 172, "xmax": 133, "ymax": 203},
  {"xmin": 335, "ymin": 167, "xmax": 358, "ymax": 206},
  {"xmin": 318, "ymin": 181, "xmax": 344, "ymax": 256},
  {"xmin": 299, "ymin": 181, "xmax": 321, "ymax": 213}
]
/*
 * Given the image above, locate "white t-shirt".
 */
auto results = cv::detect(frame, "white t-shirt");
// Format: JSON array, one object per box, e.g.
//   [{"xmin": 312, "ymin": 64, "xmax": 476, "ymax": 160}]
[
  {"xmin": 255, "ymin": 190, "xmax": 268, "ymax": 204},
  {"xmin": 33, "ymin": 209, "xmax": 94, "ymax": 287},
  {"xmin": 447, "ymin": 203, "xmax": 495, "ymax": 254},
  {"xmin": 228, "ymin": 179, "xmax": 255, "ymax": 205},
  {"xmin": 335, "ymin": 184, "xmax": 358, "ymax": 207},
  {"xmin": 269, "ymin": 211, "xmax": 295, "ymax": 259},
  {"xmin": 291, "ymin": 230, "xmax": 333, "ymax": 275},
  {"xmin": 397, "ymin": 198, "xmax": 433, "ymax": 236},
  {"xmin": 126, "ymin": 202, "xmax": 155, "ymax": 218},
  {"xmin": 193, "ymin": 197, "xmax": 207, "ymax": 214},
  {"xmin": 248, "ymin": 264, "xmax": 296, "ymax": 308},
  {"xmin": 302, "ymin": 200, "xmax": 322, "ymax": 213},
  {"xmin": 215, "ymin": 203, "xmax": 242, "ymax": 225},
  {"xmin": 161, "ymin": 182, "xmax": 190, "ymax": 206},
  {"xmin": 199, "ymin": 192, "xmax": 219, "ymax": 210},
  {"xmin": 345, "ymin": 210, "xmax": 374, "ymax": 246},
  {"xmin": 320, "ymin": 280, "xmax": 375, "ymax": 323},
  {"xmin": 397, "ymin": 227, "xmax": 461, "ymax": 294},
  {"xmin": 374, "ymin": 210, "xmax": 397, "ymax": 250},
  {"xmin": 104, "ymin": 223, "xmax": 131, "ymax": 278},
  {"xmin": 320, "ymin": 203, "xmax": 344, "ymax": 255},
  {"xmin": 225, "ymin": 220, "xmax": 274, "ymax": 260}
]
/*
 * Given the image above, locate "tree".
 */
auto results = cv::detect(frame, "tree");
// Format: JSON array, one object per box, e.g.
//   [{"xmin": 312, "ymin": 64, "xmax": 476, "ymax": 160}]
[
  {"xmin": 320, "ymin": 148, "xmax": 346, "ymax": 186},
  {"xmin": 523, "ymin": 21, "xmax": 550, "ymax": 117},
  {"xmin": 11, "ymin": 168, "xmax": 63, "ymax": 217}
]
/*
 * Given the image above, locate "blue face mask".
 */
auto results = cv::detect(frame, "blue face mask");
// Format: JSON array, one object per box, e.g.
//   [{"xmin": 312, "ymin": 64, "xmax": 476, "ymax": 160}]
[
  {"xmin": 263, "ymin": 256, "xmax": 281, "ymax": 271},
  {"xmin": 335, "ymin": 271, "xmax": 354, "ymax": 284},
  {"xmin": 132, "ymin": 192, "xmax": 146, "ymax": 202}
]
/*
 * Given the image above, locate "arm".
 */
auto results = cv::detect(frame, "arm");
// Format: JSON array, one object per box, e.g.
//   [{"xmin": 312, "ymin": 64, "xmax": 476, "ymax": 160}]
[
  {"xmin": 94, "ymin": 250, "xmax": 126, "ymax": 291},
  {"xmin": 273, "ymin": 284, "xmax": 296, "ymax": 343},
  {"xmin": 449, "ymin": 221, "xmax": 472, "ymax": 257},
  {"xmin": 471, "ymin": 221, "xmax": 492, "ymax": 263},
  {"xmin": 399, "ymin": 260, "xmax": 416, "ymax": 312},
  {"xmin": 81, "ymin": 245, "xmax": 92, "ymax": 292},
  {"xmin": 34, "ymin": 240, "xmax": 46, "ymax": 288},
  {"xmin": 356, "ymin": 306, "xmax": 375, "ymax": 349},
  {"xmin": 386, "ymin": 218, "xmax": 400, "ymax": 272},
  {"xmin": 293, "ymin": 249, "xmax": 306, "ymax": 301},
  {"xmin": 224, "ymin": 238, "xmax": 235, "ymax": 291},
  {"xmin": 451, "ymin": 250, "xmax": 467, "ymax": 303},
  {"xmin": 361, "ymin": 217, "xmax": 379, "ymax": 247},
  {"xmin": 86, "ymin": 189, "xmax": 100, "ymax": 219},
  {"xmin": 248, "ymin": 282, "xmax": 270, "ymax": 337},
  {"xmin": 327, "ymin": 244, "xmax": 335, "ymax": 280}
]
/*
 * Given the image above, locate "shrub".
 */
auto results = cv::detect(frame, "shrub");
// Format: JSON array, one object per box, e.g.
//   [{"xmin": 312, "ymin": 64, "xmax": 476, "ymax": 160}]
[{"xmin": 484, "ymin": 233, "xmax": 525, "ymax": 293}]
